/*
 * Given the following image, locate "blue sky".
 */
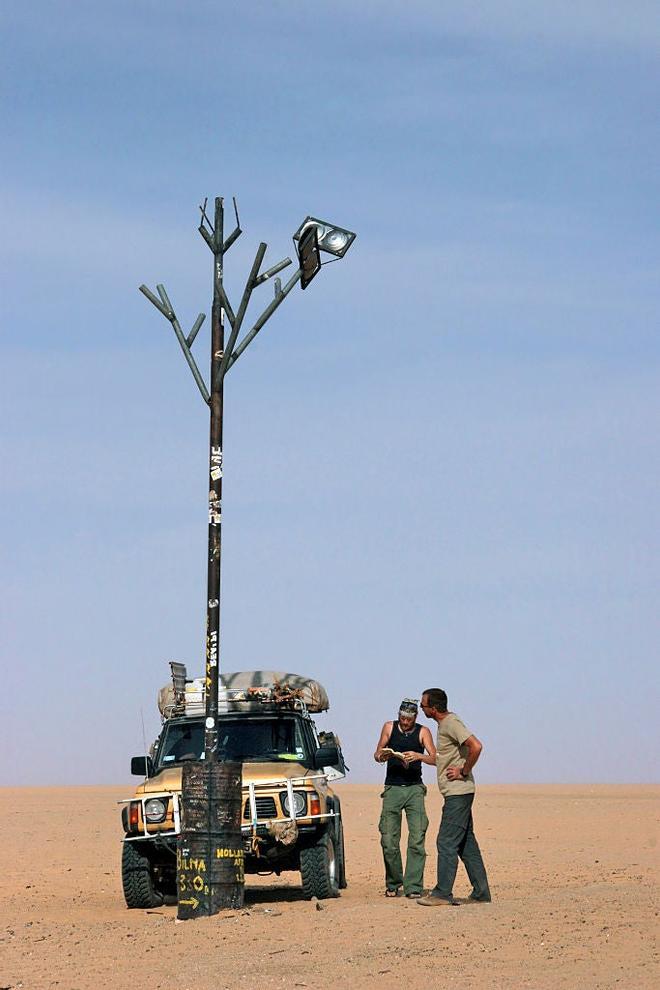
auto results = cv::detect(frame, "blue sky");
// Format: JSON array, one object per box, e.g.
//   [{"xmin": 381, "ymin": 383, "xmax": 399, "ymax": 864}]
[{"xmin": 2, "ymin": 1, "xmax": 659, "ymax": 785}]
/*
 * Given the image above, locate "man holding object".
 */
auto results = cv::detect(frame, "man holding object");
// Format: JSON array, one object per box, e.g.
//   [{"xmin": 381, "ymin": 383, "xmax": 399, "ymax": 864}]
[
  {"xmin": 374, "ymin": 699, "xmax": 436, "ymax": 898},
  {"xmin": 412, "ymin": 688, "xmax": 491, "ymax": 906}
]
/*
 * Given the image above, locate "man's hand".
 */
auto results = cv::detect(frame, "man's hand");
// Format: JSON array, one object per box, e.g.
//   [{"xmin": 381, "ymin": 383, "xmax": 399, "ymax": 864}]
[
  {"xmin": 374, "ymin": 722, "xmax": 394, "ymax": 764},
  {"xmin": 446, "ymin": 735, "xmax": 483, "ymax": 780},
  {"xmin": 402, "ymin": 751, "xmax": 421, "ymax": 764}
]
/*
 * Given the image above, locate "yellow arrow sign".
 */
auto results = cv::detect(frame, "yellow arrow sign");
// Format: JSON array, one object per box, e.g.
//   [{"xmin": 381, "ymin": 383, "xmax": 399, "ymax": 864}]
[{"xmin": 178, "ymin": 897, "xmax": 200, "ymax": 910}]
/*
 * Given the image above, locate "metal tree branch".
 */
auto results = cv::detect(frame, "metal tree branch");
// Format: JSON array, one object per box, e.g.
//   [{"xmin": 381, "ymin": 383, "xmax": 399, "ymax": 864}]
[
  {"xmin": 187, "ymin": 312, "xmax": 206, "ymax": 347},
  {"xmin": 197, "ymin": 223, "xmax": 237, "ymax": 327},
  {"xmin": 222, "ymin": 225, "xmax": 242, "ymax": 253},
  {"xmin": 198, "ymin": 223, "xmax": 215, "ymax": 252},
  {"xmin": 254, "ymin": 257, "xmax": 292, "ymax": 285},
  {"xmin": 198, "ymin": 197, "xmax": 215, "ymax": 235},
  {"xmin": 138, "ymin": 282, "xmax": 210, "ymax": 404},
  {"xmin": 218, "ymin": 242, "xmax": 267, "ymax": 379},
  {"xmin": 218, "ymin": 248, "xmax": 294, "ymax": 377},
  {"xmin": 222, "ymin": 196, "xmax": 242, "ymax": 253},
  {"xmin": 226, "ymin": 267, "xmax": 302, "ymax": 371},
  {"xmin": 218, "ymin": 285, "xmax": 236, "ymax": 328}
]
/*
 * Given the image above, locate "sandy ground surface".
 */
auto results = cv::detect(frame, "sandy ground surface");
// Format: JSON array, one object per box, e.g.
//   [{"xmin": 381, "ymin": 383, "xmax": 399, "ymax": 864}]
[{"xmin": 1, "ymin": 784, "xmax": 658, "ymax": 989}]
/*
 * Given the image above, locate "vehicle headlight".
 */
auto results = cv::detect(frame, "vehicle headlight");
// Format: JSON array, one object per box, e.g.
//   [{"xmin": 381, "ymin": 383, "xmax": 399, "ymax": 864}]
[
  {"xmin": 281, "ymin": 791, "xmax": 307, "ymax": 817},
  {"xmin": 144, "ymin": 798, "xmax": 168, "ymax": 823}
]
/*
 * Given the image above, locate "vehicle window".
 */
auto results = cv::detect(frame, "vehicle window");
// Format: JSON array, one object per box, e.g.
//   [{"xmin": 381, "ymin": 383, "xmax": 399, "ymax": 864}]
[
  {"xmin": 159, "ymin": 722, "xmax": 204, "ymax": 764},
  {"xmin": 157, "ymin": 717, "xmax": 308, "ymax": 766},
  {"xmin": 217, "ymin": 718, "xmax": 303, "ymax": 761}
]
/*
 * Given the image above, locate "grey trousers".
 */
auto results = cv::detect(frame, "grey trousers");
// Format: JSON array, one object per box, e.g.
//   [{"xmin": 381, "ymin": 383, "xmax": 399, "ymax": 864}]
[{"xmin": 433, "ymin": 792, "xmax": 491, "ymax": 901}]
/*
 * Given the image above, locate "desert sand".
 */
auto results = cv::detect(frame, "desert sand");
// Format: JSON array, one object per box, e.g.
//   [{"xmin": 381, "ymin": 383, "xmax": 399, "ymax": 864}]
[{"xmin": 1, "ymin": 784, "xmax": 658, "ymax": 989}]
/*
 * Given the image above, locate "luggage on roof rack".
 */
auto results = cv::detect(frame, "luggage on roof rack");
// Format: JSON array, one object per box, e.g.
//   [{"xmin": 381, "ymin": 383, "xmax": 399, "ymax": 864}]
[{"xmin": 158, "ymin": 664, "xmax": 330, "ymax": 718}]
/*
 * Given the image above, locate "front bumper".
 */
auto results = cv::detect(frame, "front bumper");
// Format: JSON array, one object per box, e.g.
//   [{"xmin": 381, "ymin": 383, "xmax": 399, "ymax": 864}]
[{"xmin": 120, "ymin": 773, "xmax": 336, "ymax": 843}]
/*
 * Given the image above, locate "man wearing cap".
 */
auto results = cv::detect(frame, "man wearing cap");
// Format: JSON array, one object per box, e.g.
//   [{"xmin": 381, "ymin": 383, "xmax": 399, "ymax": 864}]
[
  {"xmin": 374, "ymin": 699, "xmax": 436, "ymax": 898},
  {"xmin": 413, "ymin": 688, "xmax": 491, "ymax": 906}
]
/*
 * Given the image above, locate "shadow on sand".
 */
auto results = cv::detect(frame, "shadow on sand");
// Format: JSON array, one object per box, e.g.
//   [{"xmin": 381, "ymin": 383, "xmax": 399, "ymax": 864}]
[{"xmin": 243, "ymin": 884, "xmax": 307, "ymax": 905}]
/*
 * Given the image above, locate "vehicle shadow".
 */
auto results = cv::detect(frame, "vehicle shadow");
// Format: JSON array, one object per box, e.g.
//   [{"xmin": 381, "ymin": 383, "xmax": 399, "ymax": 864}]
[{"xmin": 244, "ymin": 885, "xmax": 307, "ymax": 905}]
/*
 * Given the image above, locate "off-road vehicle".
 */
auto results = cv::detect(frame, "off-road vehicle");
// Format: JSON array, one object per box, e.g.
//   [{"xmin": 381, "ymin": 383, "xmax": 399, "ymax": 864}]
[{"xmin": 120, "ymin": 666, "xmax": 347, "ymax": 907}]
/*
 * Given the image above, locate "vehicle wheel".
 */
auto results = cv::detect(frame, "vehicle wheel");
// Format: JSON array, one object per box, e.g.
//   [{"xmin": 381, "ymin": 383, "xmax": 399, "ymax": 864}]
[
  {"xmin": 300, "ymin": 833, "xmax": 340, "ymax": 900},
  {"xmin": 121, "ymin": 841, "xmax": 164, "ymax": 909}
]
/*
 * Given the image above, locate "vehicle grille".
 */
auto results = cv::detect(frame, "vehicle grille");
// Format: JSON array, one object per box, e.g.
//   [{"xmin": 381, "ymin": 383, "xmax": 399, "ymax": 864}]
[{"xmin": 243, "ymin": 796, "xmax": 277, "ymax": 820}]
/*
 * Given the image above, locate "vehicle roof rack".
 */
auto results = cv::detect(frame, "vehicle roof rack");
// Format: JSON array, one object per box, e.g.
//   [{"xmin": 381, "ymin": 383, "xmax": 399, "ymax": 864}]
[{"xmin": 158, "ymin": 664, "xmax": 329, "ymax": 719}]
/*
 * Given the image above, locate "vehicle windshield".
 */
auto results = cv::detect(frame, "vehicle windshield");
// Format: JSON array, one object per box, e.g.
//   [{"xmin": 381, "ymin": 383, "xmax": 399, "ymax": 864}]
[{"xmin": 157, "ymin": 716, "xmax": 308, "ymax": 766}]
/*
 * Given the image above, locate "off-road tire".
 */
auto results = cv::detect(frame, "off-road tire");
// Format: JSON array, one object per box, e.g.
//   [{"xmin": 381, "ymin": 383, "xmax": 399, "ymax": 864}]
[
  {"xmin": 121, "ymin": 841, "xmax": 164, "ymax": 909},
  {"xmin": 300, "ymin": 833, "xmax": 340, "ymax": 900}
]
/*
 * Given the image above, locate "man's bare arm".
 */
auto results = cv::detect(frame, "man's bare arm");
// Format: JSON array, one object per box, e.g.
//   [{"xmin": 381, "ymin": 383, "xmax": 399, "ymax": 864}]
[
  {"xmin": 402, "ymin": 725, "xmax": 437, "ymax": 766},
  {"xmin": 446, "ymin": 734, "xmax": 483, "ymax": 780},
  {"xmin": 374, "ymin": 721, "xmax": 394, "ymax": 763}
]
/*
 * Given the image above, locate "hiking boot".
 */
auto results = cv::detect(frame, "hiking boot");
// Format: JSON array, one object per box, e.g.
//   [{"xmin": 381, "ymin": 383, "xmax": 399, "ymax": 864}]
[{"xmin": 416, "ymin": 894, "xmax": 458, "ymax": 907}]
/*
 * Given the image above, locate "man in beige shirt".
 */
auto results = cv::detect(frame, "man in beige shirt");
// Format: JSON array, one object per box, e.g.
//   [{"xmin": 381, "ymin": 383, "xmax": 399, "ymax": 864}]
[{"xmin": 405, "ymin": 687, "xmax": 491, "ymax": 906}]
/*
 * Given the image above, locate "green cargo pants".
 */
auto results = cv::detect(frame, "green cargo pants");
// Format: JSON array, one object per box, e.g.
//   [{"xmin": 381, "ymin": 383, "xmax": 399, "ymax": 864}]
[{"xmin": 378, "ymin": 783, "xmax": 428, "ymax": 895}]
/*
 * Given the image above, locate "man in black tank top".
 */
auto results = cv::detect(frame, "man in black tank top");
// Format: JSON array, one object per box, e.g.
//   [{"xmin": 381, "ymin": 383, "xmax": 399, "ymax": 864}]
[{"xmin": 374, "ymin": 699, "xmax": 436, "ymax": 897}]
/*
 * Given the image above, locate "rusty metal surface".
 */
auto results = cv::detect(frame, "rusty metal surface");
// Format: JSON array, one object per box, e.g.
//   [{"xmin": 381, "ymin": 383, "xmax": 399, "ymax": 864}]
[{"xmin": 177, "ymin": 760, "xmax": 244, "ymax": 919}]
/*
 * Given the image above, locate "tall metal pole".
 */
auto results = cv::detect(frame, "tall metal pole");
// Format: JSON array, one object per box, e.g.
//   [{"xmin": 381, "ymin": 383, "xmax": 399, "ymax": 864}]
[
  {"xmin": 178, "ymin": 198, "xmax": 244, "ymax": 919},
  {"xmin": 205, "ymin": 197, "xmax": 224, "ymax": 762}
]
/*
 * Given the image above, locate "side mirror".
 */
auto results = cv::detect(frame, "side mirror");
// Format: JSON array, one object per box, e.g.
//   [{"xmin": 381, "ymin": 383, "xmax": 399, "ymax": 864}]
[
  {"xmin": 131, "ymin": 755, "xmax": 154, "ymax": 777},
  {"xmin": 314, "ymin": 745, "xmax": 339, "ymax": 769}
]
